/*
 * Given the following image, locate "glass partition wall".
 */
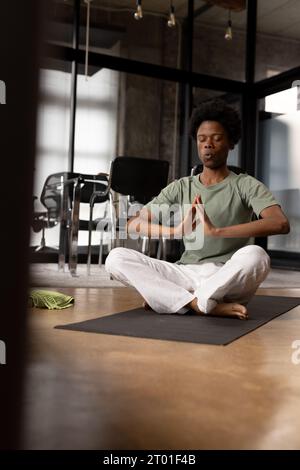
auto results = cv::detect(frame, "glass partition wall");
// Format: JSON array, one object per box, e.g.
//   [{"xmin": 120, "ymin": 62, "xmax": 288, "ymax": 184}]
[
  {"xmin": 32, "ymin": 0, "xmax": 300, "ymax": 268},
  {"xmin": 31, "ymin": 58, "xmax": 72, "ymax": 249},
  {"xmin": 257, "ymin": 88, "xmax": 300, "ymax": 261}
]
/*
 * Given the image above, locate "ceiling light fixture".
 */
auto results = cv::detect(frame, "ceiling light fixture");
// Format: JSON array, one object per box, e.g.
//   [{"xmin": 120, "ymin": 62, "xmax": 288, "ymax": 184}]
[
  {"xmin": 167, "ymin": 0, "xmax": 176, "ymax": 28},
  {"xmin": 134, "ymin": 0, "xmax": 143, "ymax": 20},
  {"xmin": 224, "ymin": 9, "xmax": 233, "ymax": 40}
]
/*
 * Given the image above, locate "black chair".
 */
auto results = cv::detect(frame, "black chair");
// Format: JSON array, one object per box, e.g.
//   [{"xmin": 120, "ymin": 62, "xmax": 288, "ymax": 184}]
[
  {"xmin": 31, "ymin": 196, "xmax": 58, "ymax": 252},
  {"xmin": 61, "ymin": 172, "xmax": 110, "ymax": 275},
  {"xmin": 87, "ymin": 156, "xmax": 170, "ymax": 271},
  {"xmin": 33, "ymin": 172, "xmax": 110, "ymax": 275},
  {"xmin": 31, "ymin": 173, "xmax": 66, "ymax": 252},
  {"xmin": 70, "ymin": 173, "xmax": 111, "ymax": 274}
]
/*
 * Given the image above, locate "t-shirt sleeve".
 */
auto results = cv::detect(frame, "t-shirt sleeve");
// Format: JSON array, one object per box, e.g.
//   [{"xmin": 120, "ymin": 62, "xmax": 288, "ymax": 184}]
[
  {"xmin": 144, "ymin": 179, "xmax": 181, "ymax": 223},
  {"xmin": 238, "ymin": 175, "xmax": 280, "ymax": 218}
]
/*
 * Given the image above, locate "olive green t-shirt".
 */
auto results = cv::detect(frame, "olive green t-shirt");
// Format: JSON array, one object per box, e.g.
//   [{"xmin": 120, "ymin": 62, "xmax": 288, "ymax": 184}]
[{"xmin": 145, "ymin": 171, "xmax": 279, "ymax": 264}]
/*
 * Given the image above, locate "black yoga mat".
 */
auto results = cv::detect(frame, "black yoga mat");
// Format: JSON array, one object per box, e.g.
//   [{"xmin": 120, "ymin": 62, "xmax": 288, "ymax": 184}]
[{"xmin": 55, "ymin": 296, "xmax": 300, "ymax": 345}]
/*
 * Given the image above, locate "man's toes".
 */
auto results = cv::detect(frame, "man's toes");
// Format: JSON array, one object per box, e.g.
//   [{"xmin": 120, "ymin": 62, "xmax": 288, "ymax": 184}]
[
  {"xmin": 237, "ymin": 312, "xmax": 248, "ymax": 320},
  {"xmin": 233, "ymin": 304, "xmax": 247, "ymax": 315},
  {"xmin": 240, "ymin": 305, "xmax": 247, "ymax": 315},
  {"xmin": 234, "ymin": 306, "xmax": 248, "ymax": 320}
]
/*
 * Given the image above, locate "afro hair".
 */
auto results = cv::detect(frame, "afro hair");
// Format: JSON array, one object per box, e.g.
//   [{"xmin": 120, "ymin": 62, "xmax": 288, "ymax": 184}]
[{"xmin": 189, "ymin": 99, "xmax": 241, "ymax": 145}]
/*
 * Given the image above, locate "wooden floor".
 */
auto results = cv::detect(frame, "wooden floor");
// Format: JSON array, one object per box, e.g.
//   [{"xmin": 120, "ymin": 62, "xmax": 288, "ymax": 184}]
[{"xmin": 22, "ymin": 286, "xmax": 300, "ymax": 450}]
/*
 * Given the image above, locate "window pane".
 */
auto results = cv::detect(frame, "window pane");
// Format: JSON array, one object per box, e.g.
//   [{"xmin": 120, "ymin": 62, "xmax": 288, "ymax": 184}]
[
  {"xmin": 265, "ymin": 87, "xmax": 298, "ymax": 114},
  {"xmin": 72, "ymin": 69, "xmax": 185, "ymax": 246},
  {"xmin": 31, "ymin": 59, "xmax": 72, "ymax": 248},
  {"xmin": 73, "ymin": 68, "xmax": 184, "ymax": 179},
  {"xmin": 74, "ymin": 67, "xmax": 118, "ymax": 175},
  {"xmin": 256, "ymin": 0, "xmax": 300, "ymax": 81},
  {"xmin": 258, "ymin": 92, "xmax": 300, "ymax": 253}
]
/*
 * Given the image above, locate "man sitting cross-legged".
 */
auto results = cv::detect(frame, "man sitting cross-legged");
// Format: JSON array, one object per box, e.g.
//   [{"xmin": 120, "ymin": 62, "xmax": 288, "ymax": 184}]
[{"xmin": 105, "ymin": 100, "xmax": 290, "ymax": 320}]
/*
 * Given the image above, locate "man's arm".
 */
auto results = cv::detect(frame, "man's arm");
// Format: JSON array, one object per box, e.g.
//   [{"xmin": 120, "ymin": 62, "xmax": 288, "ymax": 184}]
[
  {"xmin": 203, "ymin": 204, "xmax": 290, "ymax": 238},
  {"xmin": 126, "ymin": 207, "xmax": 175, "ymax": 239},
  {"xmin": 127, "ymin": 196, "xmax": 199, "ymax": 239}
]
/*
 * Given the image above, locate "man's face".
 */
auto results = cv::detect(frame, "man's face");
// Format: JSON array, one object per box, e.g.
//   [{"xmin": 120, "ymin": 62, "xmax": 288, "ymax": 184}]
[{"xmin": 196, "ymin": 120, "xmax": 233, "ymax": 169}]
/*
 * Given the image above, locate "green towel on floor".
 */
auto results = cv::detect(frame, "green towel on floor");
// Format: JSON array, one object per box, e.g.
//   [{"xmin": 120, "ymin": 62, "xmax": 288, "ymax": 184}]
[{"xmin": 29, "ymin": 290, "xmax": 74, "ymax": 310}]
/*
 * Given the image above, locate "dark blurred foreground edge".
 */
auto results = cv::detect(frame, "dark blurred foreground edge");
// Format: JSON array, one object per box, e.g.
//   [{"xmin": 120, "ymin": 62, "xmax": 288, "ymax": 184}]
[{"xmin": 0, "ymin": 0, "xmax": 42, "ymax": 449}]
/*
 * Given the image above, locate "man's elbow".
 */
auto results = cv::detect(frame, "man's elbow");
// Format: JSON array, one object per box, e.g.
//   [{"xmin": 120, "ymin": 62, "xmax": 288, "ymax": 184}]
[{"xmin": 279, "ymin": 218, "xmax": 290, "ymax": 234}]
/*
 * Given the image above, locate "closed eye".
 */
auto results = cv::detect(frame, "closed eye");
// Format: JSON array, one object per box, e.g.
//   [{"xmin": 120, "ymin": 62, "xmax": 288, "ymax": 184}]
[{"xmin": 197, "ymin": 134, "xmax": 224, "ymax": 143}]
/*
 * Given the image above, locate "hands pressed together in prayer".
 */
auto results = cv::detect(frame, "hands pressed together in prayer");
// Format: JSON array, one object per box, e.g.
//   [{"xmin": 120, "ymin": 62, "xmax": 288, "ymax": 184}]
[{"xmin": 173, "ymin": 195, "xmax": 217, "ymax": 238}]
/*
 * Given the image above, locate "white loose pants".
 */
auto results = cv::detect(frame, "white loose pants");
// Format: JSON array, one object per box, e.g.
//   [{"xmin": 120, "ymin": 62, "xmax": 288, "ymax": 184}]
[{"xmin": 105, "ymin": 245, "xmax": 270, "ymax": 314}]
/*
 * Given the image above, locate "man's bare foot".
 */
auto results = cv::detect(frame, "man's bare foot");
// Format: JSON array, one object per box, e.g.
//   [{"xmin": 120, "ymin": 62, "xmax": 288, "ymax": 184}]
[
  {"xmin": 187, "ymin": 298, "xmax": 248, "ymax": 320},
  {"xmin": 211, "ymin": 302, "xmax": 248, "ymax": 320},
  {"xmin": 143, "ymin": 300, "xmax": 152, "ymax": 311}
]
